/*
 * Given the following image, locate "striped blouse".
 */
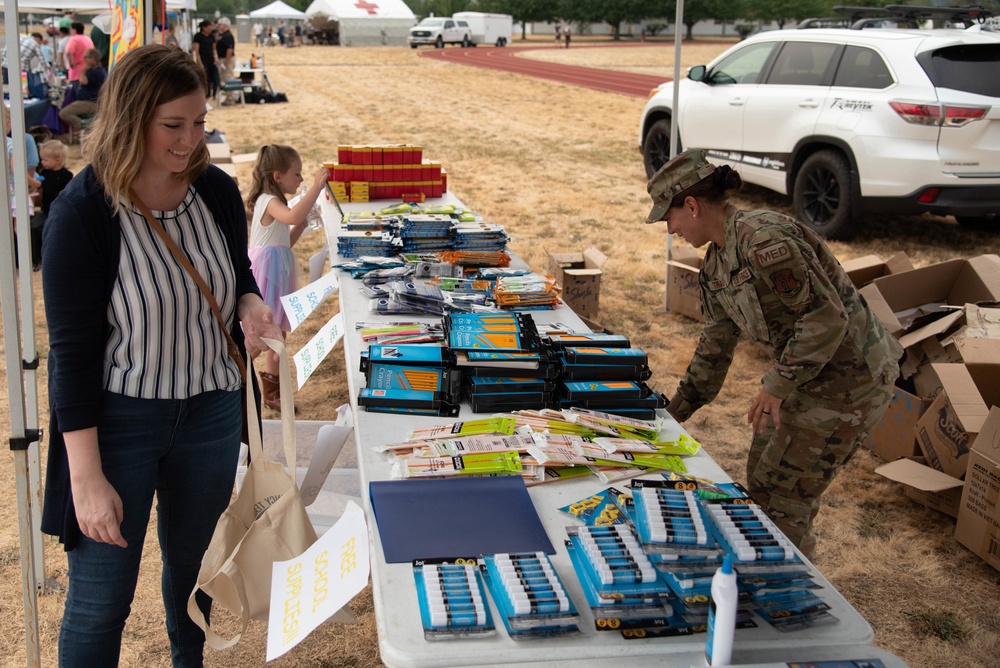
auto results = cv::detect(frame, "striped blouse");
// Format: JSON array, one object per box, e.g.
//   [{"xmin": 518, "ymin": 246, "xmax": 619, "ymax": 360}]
[{"xmin": 104, "ymin": 187, "xmax": 242, "ymax": 399}]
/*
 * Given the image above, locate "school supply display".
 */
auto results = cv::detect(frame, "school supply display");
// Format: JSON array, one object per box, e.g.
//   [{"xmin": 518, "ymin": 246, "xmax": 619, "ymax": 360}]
[{"xmin": 329, "ymin": 144, "xmax": 445, "ymax": 202}]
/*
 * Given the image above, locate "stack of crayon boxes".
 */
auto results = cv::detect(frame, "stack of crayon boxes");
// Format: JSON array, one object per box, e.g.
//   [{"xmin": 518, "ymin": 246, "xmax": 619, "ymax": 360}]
[
  {"xmin": 445, "ymin": 313, "xmax": 558, "ymax": 413},
  {"xmin": 358, "ymin": 344, "xmax": 461, "ymax": 416},
  {"xmin": 546, "ymin": 333, "xmax": 665, "ymax": 421},
  {"xmin": 326, "ymin": 144, "xmax": 447, "ymax": 203}
]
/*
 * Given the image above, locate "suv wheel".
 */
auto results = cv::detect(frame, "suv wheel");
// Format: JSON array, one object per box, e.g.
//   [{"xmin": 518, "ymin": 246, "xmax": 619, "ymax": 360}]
[
  {"xmin": 956, "ymin": 214, "xmax": 998, "ymax": 232},
  {"xmin": 642, "ymin": 118, "xmax": 679, "ymax": 179},
  {"xmin": 793, "ymin": 150, "xmax": 857, "ymax": 240},
  {"xmin": 435, "ymin": 36, "xmax": 444, "ymax": 48}
]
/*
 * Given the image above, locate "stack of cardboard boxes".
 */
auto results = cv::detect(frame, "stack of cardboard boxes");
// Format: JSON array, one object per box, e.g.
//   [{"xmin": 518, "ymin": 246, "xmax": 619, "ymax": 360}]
[{"xmin": 857, "ymin": 253, "xmax": 1000, "ymax": 572}]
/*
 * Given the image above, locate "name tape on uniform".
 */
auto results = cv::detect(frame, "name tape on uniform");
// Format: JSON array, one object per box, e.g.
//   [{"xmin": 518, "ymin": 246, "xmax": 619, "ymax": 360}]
[
  {"xmin": 280, "ymin": 269, "xmax": 340, "ymax": 333},
  {"xmin": 293, "ymin": 312, "xmax": 345, "ymax": 389},
  {"xmin": 266, "ymin": 501, "xmax": 368, "ymax": 661}
]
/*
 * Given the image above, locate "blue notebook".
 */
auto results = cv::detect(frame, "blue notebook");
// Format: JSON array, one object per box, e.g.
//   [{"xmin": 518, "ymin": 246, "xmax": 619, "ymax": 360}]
[{"xmin": 369, "ymin": 477, "xmax": 555, "ymax": 563}]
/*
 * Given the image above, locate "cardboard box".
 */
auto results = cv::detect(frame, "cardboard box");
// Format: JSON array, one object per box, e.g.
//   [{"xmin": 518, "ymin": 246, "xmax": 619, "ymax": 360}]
[
  {"xmin": 547, "ymin": 247, "xmax": 607, "ymax": 319},
  {"xmin": 864, "ymin": 386, "xmax": 930, "ymax": 461},
  {"xmin": 841, "ymin": 251, "xmax": 913, "ymax": 289},
  {"xmin": 875, "ymin": 457, "xmax": 964, "ymax": 517},
  {"xmin": 207, "ymin": 142, "xmax": 232, "ymax": 164},
  {"xmin": 666, "ymin": 246, "xmax": 704, "ymax": 322},
  {"xmin": 859, "ymin": 255, "xmax": 1000, "ymax": 338},
  {"xmin": 954, "ymin": 406, "xmax": 1000, "ymax": 572},
  {"xmin": 914, "ymin": 357, "xmax": 1000, "ymax": 479}
]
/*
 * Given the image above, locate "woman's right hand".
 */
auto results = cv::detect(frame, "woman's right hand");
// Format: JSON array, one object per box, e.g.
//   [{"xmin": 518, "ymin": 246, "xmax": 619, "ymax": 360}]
[{"xmin": 72, "ymin": 473, "xmax": 128, "ymax": 547}]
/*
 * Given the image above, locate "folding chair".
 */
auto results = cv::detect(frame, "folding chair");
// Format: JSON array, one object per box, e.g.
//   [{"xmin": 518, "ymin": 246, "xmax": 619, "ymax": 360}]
[{"xmin": 218, "ymin": 79, "xmax": 246, "ymax": 107}]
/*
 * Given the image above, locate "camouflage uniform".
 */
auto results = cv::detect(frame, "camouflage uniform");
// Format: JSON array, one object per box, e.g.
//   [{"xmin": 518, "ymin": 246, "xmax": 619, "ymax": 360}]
[{"xmin": 667, "ymin": 207, "xmax": 903, "ymax": 558}]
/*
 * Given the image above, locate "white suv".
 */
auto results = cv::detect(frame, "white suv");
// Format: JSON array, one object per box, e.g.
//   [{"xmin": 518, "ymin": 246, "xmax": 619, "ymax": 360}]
[{"xmin": 638, "ymin": 14, "xmax": 1000, "ymax": 238}]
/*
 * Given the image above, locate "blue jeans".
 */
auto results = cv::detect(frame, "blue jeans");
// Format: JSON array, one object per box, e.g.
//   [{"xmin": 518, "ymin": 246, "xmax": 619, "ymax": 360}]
[{"xmin": 59, "ymin": 389, "xmax": 242, "ymax": 668}]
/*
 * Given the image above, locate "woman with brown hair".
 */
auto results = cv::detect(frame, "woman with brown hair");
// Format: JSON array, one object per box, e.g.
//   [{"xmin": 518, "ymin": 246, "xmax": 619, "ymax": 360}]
[{"xmin": 42, "ymin": 44, "xmax": 281, "ymax": 666}]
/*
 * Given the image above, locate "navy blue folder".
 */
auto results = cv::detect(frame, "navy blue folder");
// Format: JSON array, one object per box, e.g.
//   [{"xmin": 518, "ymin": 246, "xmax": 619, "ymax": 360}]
[{"xmin": 369, "ymin": 476, "xmax": 555, "ymax": 563}]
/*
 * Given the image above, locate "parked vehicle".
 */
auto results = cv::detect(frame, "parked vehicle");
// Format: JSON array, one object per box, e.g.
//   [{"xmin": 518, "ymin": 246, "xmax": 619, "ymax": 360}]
[
  {"xmin": 408, "ymin": 17, "xmax": 473, "ymax": 49},
  {"xmin": 638, "ymin": 6, "xmax": 1000, "ymax": 238},
  {"xmin": 453, "ymin": 12, "xmax": 513, "ymax": 47}
]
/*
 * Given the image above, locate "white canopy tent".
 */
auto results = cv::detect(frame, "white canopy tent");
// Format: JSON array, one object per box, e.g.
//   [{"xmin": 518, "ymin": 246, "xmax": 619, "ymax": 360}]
[
  {"xmin": 249, "ymin": 0, "xmax": 305, "ymax": 20},
  {"xmin": 305, "ymin": 0, "xmax": 415, "ymax": 46}
]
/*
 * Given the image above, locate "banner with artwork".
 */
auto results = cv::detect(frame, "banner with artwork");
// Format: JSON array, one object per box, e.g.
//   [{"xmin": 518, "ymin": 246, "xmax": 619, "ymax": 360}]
[{"xmin": 110, "ymin": 0, "xmax": 143, "ymax": 67}]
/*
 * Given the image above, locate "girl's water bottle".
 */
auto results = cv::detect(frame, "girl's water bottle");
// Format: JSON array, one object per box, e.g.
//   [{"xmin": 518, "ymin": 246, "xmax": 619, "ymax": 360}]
[
  {"xmin": 302, "ymin": 185, "xmax": 323, "ymax": 230},
  {"xmin": 706, "ymin": 554, "xmax": 737, "ymax": 666}
]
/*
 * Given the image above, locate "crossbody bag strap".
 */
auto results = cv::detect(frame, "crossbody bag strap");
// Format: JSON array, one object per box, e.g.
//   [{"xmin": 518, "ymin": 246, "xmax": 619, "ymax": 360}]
[{"xmin": 130, "ymin": 190, "xmax": 247, "ymax": 384}]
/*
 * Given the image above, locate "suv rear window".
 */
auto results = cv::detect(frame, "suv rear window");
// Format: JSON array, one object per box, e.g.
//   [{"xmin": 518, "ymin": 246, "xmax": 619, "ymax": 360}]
[
  {"xmin": 833, "ymin": 46, "xmax": 894, "ymax": 88},
  {"xmin": 918, "ymin": 44, "xmax": 1000, "ymax": 96}
]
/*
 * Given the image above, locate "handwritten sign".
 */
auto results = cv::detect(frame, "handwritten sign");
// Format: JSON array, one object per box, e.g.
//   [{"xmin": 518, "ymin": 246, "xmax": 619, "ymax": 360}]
[
  {"xmin": 292, "ymin": 312, "xmax": 345, "ymax": 389},
  {"xmin": 266, "ymin": 501, "xmax": 368, "ymax": 661},
  {"xmin": 280, "ymin": 270, "xmax": 340, "ymax": 332}
]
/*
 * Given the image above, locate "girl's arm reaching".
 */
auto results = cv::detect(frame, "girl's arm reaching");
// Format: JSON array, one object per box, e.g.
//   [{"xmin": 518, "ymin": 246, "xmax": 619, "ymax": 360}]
[{"xmin": 265, "ymin": 166, "xmax": 328, "ymax": 227}]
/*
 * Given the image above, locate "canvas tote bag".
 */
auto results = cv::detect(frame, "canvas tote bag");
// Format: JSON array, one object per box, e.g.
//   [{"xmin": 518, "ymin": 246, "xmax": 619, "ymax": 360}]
[{"xmin": 187, "ymin": 337, "xmax": 317, "ymax": 649}]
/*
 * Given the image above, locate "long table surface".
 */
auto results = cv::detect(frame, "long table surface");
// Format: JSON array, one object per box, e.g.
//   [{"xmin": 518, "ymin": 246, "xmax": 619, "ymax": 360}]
[{"xmin": 319, "ymin": 195, "xmax": 905, "ymax": 668}]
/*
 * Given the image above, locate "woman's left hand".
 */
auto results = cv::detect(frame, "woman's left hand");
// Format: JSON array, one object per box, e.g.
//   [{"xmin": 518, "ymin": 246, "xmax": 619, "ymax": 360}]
[
  {"xmin": 239, "ymin": 294, "xmax": 283, "ymax": 360},
  {"xmin": 748, "ymin": 388, "xmax": 783, "ymax": 433}
]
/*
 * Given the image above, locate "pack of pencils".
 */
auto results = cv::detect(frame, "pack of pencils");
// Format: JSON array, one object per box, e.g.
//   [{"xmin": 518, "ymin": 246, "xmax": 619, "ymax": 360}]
[
  {"xmin": 362, "ymin": 344, "xmax": 452, "ymax": 372},
  {"xmin": 544, "ymin": 332, "xmax": 631, "ymax": 349},
  {"xmin": 366, "ymin": 363, "xmax": 462, "ymax": 398},
  {"xmin": 562, "ymin": 347, "xmax": 648, "ymax": 366},
  {"xmin": 357, "ymin": 388, "xmax": 460, "ymax": 417}
]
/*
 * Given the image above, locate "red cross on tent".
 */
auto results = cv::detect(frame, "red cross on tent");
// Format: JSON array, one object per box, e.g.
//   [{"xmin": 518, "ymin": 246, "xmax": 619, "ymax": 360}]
[{"xmin": 355, "ymin": 0, "xmax": 379, "ymax": 14}]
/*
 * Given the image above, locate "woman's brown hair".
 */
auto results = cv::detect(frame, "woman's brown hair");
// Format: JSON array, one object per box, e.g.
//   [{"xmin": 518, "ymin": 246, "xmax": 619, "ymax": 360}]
[{"xmin": 86, "ymin": 44, "xmax": 209, "ymax": 213}]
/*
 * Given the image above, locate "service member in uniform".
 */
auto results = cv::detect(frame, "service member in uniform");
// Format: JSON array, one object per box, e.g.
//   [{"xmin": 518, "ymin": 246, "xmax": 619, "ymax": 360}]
[{"xmin": 646, "ymin": 149, "xmax": 903, "ymax": 559}]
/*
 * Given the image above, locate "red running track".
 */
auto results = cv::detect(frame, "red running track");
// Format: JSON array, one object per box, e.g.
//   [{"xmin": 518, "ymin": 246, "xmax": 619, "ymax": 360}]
[{"xmin": 420, "ymin": 44, "xmax": 672, "ymax": 98}]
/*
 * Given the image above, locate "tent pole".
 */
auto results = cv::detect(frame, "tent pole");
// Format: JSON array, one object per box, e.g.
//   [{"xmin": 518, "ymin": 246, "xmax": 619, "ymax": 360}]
[
  {"xmin": 664, "ymin": 0, "xmax": 684, "ymax": 312},
  {"xmin": 3, "ymin": 3, "xmax": 44, "ymax": 665}
]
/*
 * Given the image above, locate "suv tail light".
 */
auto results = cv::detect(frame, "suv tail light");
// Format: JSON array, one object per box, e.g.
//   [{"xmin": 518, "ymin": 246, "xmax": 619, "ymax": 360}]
[{"xmin": 889, "ymin": 101, "xmax": 989, "ymax": 127}]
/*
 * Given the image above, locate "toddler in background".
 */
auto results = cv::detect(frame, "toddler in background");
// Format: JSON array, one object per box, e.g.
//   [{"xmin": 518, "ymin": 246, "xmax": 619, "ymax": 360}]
[
  {"xmin": 32, "ymin": 139, "xmax": 73, "ymax": 270},
  {"xmin": 245, "ymin": 143, "xmax": 327, "ymax": 409}
]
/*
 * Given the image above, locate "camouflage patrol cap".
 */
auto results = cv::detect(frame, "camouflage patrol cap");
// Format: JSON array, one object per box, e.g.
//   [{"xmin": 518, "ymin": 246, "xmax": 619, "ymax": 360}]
[{"xmin": 645, "ymin": 148, "xmax": 717, "ymax": 224}]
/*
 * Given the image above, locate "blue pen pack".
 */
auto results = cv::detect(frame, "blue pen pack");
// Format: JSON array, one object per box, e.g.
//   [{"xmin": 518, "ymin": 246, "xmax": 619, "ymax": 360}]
[{"xmin": 412, "ymin": 558, "xmax": 495, "ymax": 640}]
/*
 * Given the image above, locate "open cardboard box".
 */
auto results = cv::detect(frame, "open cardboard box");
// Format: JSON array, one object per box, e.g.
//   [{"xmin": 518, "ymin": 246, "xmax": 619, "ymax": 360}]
[
  {"xmin": 875, "ymin": 456, "xmax": 965, "ymax": 517},
  {"xmin": 859, "ymin": 255, "xmax": 1000, "ymax": 338},
  {"xmin": 666, "ymin": 246, "xmax": 704, "ymax": 322},
  {"xmin": 841, "ymin": 251, "xmax": 913, "ymax": 289},
  {"xmin": 546, "ymin": 247, "xmax": 607, "ymax": 319},
  {"xmin": 914, "ymin": 351, "xmax": 1000, "ymax": 479},
  {"xmin": 955, "ymin": 406, "xmax": 1000, "ymax": 573},
  {"xmin": 864, "ymin": 385, "xmax": 930, "ymax": 462}
]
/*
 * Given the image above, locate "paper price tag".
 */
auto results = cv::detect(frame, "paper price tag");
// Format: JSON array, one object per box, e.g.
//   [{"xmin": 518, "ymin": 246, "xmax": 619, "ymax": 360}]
[
  {"xmin": 280, "ymin": 269, "xmax": 340, "ymax": 332},
  {"xmin": 266, "ymin": 501, "xmax": 368, "ymax": 661},
  {"xmin": 293, "ymin": 312, "xmax": 345, "ymax": 389}
]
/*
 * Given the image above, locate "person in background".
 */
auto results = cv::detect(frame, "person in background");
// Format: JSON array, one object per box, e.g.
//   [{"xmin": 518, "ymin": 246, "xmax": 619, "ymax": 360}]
[
  {"xmin": 192, "ymin": 19, "xmax": 218, "ymax": 100},
  {"xmin": 4, "ymin": 103, "xmax": 40, "ymax": 269},
  {"xmin": 56, "ymin": 26, "xmax": 71, "ymax": 74},
  {"xmin": 254, "ymin": 20, "xmax": 264, "ymax": 48},
  {"xmin": 59, "ymin": 10, "xmax": 74, "ymax": 30},
  {"xmin": 163, "ymin": 24, "xmax": 180, "ymax": 49},
  {"xmin": 64, "ymin": 22, "xmax": 95, "ymax": 93},
  {"xmin": 646, "ymin": 149, "xmax": 903, "ymax": 560},
  {"xmin": 215, "ymin": 17, "xmax": 236, "ymax": 104},
  {"xmin": 38, "ymin": 31, "xmax": 55, "ymax": 68},
  {"xmin": 59, "ymin": 49, "xmax": 106, "ymax": 138},
  {"xmin": 90, "ymin": 17, "xmax": 111, "ymax": 69},
  {"xmin": 41, "ymin": 44, "xmax": 281, "ymax": 666},
  {"xmin": 564, "ymin": 25, "xmax": 571, "ymax": 48},
  {"xmin": 1, "ymin": 32, "xmax": 50, "ymax": 99},
  {"xmin": 31, "ymin": 139, "xmax": 73, "ymax": 271},
  {"xmin": 245, "ymin": 144, "xmax": 326, "ymax": 409}
]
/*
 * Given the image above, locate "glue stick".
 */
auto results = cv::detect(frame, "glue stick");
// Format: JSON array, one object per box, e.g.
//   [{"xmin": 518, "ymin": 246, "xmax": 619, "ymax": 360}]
[{"xmin": 706, "ymin": 554, "xmax": 737, "ymax": 666}]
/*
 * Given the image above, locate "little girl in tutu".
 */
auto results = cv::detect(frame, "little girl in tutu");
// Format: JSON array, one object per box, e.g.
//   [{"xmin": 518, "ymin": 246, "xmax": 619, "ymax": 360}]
[{"xmin": 246, "ymin": 144, "xmax": 328, "ymax": 408}]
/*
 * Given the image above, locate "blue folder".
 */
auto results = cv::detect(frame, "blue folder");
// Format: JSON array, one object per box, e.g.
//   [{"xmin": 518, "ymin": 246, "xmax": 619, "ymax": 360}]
[{"xmin": 369, "ymin": 476, "xmax": 555, "ymax": 563}]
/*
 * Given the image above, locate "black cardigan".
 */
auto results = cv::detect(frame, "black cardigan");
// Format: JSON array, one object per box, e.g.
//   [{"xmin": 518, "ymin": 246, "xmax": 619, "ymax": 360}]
[{"xmin": 41, "ymin": 164, "xmax": 261, "ymax": 549}]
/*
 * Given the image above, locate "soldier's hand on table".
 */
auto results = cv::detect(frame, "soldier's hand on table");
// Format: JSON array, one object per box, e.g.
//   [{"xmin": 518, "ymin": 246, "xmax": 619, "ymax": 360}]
[{"xmin": 748, "ymin": 388, "xmax": 782, "ymax": 433}]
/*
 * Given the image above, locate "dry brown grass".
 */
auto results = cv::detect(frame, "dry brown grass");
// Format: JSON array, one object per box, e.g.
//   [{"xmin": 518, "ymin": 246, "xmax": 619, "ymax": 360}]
[{"xmin": 2, "ymin": 38, "xmax": 999, "ymax": 668}]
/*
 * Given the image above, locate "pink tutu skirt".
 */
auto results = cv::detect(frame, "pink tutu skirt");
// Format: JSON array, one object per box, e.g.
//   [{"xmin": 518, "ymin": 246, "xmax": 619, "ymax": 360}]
[{"xmin": 248, "ymin": 245, "xmax": 296, "ymax": 332}]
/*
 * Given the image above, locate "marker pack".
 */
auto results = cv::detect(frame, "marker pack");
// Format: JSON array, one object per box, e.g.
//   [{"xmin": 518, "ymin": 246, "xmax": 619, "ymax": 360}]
[
  {"xmin": 412, "ymin": 559, "xmax": 495, "ymax": 640},
  {"xmin": 480, "ymin": 552, "xmax": 580, "ymax": 638},
  {"xmin": 630, "ymin": 481, "xmax": 720, "ymax": 556}
]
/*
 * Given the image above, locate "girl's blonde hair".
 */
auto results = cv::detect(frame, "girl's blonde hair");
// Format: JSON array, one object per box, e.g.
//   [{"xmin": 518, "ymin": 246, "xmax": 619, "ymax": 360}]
[
  {"xmin": 86, "ymin": 44, "xmax": 209, "ymax": 213},
  {"xmin": 39, "ymin": 140, "xmax": 69, "ymax": 167},
  {"xmin": 245, "ymin": 144, "xmax": 300, "ymax": 217}
]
